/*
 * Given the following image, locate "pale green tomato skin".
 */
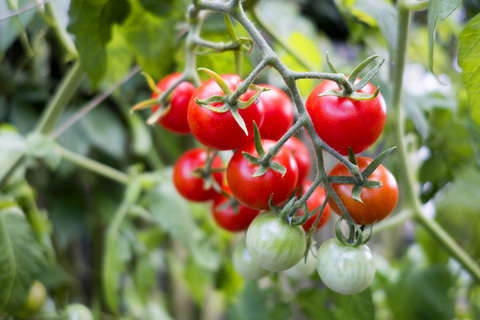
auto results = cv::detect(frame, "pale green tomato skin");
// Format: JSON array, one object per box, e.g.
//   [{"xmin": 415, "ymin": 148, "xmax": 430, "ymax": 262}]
[
  {"xmin": 233, "ymin": 241, "xmax": 270, "ymax": 279},
  {"xmin": 282, "ymin": 246, "xmax": 317, "ymax": 279},
  {"xmin": 16, "ymin": 280, "xmax": 47, "ymax": 317},
  {"xmin": 246, "ymin": 212, "xmax": 306, "ymax": 272},
  {"xmin": 316, "ymin": 239, "xmax": 375, "ymax": 295},
  {"xmin": 65, "ymin": 303, "xmax": 94, "ymax": 320}
]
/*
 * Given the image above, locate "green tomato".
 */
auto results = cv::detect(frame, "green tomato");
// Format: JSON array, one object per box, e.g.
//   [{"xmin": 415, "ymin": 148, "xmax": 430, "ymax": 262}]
[
  {"xmin": 316, "ymin": 239, "xmax": 375, "ymax": 295},
  {"xmin": 16, "ymin": 281, "xmax": 47, "ymax": 317},
  {"xmin": 246, "ymin": 212, "xmax": 306, "ymax": 272},
  {"xmin": 65, "ymin": 303, "xmax": 94, "ymax": 320},
  {"xmin": 282, "ymin": 246, "xmax": 317, "ymax": 279},
  {"xmin": 233, "ymin": 241, "xmax": 270, "ymax": 280}
]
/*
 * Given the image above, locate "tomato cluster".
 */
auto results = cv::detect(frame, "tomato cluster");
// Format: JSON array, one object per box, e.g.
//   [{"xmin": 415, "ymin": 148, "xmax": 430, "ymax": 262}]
[{"xmin": 145, "ymin": 71, "xmax": 397, "ymax": 294}]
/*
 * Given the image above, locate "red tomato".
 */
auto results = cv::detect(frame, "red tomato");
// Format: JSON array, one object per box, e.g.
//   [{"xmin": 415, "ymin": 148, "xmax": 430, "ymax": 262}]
[
  {"xmin": 258, "ymin": 84, "xmax": 294, "ymax": 140},
  {"xmin": 187, "ymin": 74, "xmax": 265, "ymax": 150},
  {"xmin": 305, "ymin": 79, "xmax": 386, "ymax": 155},
  {"xmin": 173, "ymin": 148, "xmax": 224, "ymax": 202},
  {"xmin": 283, "ymin": 136, "xmax": 311, "ymax": 186},
  {"xmin": 152, "ymin": 73, "xmax": 196, "ymax": 134},
  {"xmin": 296, "ymin": 181, "xmax": 331, "ymax": 232},
  {"xmin": 328, "ymin": 157, "xmax": 398, "ymax": 225},
  {"xmin": 212, "ymin": 192, "xmax": 260, "ymax": 232},
  {"xmin": 226, "ymin": 140, "xmax": 298, "ymax": 210}
]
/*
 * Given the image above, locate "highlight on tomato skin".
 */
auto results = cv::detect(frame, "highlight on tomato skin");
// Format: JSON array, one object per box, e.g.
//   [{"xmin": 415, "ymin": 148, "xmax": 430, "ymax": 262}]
[
  {"xmin": 173, "ymin": 148, "xmax": 224, "ymax": 202},
  {"xmin": 257, "ymin": 84, "xmax": 294, "ymax": 141},
  {"xmin": 305, "ymin": 79, "xmax": 387, "ymax": 156},
  {"xmin": 296, "ymin": 180, "xmax": 331, "ymax": 232},
  {"xmin": 151, "ymin": 73, "xmax": 196, "ymax": 134},
  {"xmin": 327, "ymin": 156, "xmax": 399, "ymax": 225},
  {"xmin": 226, "ymin": 139, "xmax": 299, "ymax": 210}
]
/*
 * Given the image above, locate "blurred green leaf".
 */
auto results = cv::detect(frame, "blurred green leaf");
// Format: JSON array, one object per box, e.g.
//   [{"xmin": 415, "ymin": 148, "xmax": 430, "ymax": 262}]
[
  {"xmin": 138, "ymin": 0, "xmax": 184, "ymax": 18},
  {"xmin": 0, "ymin": 124, "xmax": 26, "ymax": 185},
  {"xmin": 184, "ymin": 257, "xmax": 214, "ymax": 304},
  {"xmin": 25, "ymin": 133, "xmax": 62, "ymax": 170},
  {"xmin": 438, "ymin": 0, "xmax": 463, "ymax": 20},
  {"xmin": 459, "ymin": 13, "xmax": 480, "ymax": 128},
  {"xmin": 68, "ymin": 0, "xmax": 130, "ymax": 88},
  {"xmin": 102, "ymin": 26, "xmax": 135, "ymax": 86},
  {"xmin": 228, "ymin": 281, "xmax": 269, "ymax": 320},
  {"xmin": 0, "ymin": 0, "xmax": 36, "ymax": 54},
  {"xmin": 295, "ymin": 287, "xmax": 331, "ymax": 319},
  {"xmin": 0, "ymin": 205, "xmax": 46, "ymax": 314}
]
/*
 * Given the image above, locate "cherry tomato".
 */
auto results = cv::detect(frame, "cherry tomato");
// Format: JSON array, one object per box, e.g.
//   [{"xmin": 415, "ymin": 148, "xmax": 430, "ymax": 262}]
[
  {"xmin": 258, "ymin": 84, "xmax": 294, "ymax": 140},
  {"xmin": 316, "ymin": 238, "xmax": 375, "ymax": 295},
  {"xmin": 17, "ymin": 281, "xmax": 47, "ymax": 317},
  {"xmin": 226, "ymin": 139, "xmax": 298, "ymax": 210},
  {"xmin": 152, "ymin": 73, "xmax": 196, "ymax": 134},
  {"xmin": 296, "ymin": 180, "xmax": 331, "ymax": 232},
  {"xmin": 212, "ymin": 190, "xmax": 260, "ymax": 232},
  {"xmin": 65, "ymin": 303, "xmax": 94, "ymax": 320},
  {"xmin": 173, "ymin": 148, "xmax": 224, "ymax": 202},
  {"xmin": 305, "ymin": 79, "xmax": 386, "ymax": 155},
  {"xmin": 328, "ymin": 157, "xmax": 398, "ymax": 225},
  {"xmin": 187, "ymin": 74, "xmax": 265, "ymax": 150},
  {"xmin": 232, "ymin": 241, "xmax": 269, "ymax": 279},
  {"xmin": 246, "ymin": 212, "xmax": 306, "ymax": 271},
  {"xmin": 283, "ymin": 136, "xmax": 311, "ymax": 186},
  {"xmin": 282, "ymin": 245, "xmax": 317, "ymax": 279}
]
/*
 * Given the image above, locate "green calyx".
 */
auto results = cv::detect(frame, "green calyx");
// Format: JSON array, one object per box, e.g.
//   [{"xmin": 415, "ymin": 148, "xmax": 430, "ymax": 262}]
[
  {"xmin": 195, "ymin": 68, "xmax": 268, "ymax": 136},
  {"xmin": 321, "ymin": 53, "xmax": 385, "ymax": 101},
  {"xmin": 335, "ymin": 217, "xmax": 374, "ymax": 247}
]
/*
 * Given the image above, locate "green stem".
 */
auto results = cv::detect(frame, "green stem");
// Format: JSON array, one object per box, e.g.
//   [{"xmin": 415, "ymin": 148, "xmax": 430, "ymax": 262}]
[
  {"xmin": 391, "ymin": 5, "xmax": 480, "ymax": 282},
  {"xmin": 372, "ymin": 209, "xmax": 413, "ymax": 235},
  {"xmin": 58, "ymin": 146, "xmax": 129, "ymax": 185},
  {"xmin": 44, "ymin": 2, "xmax": 77, "ymax": 58}
]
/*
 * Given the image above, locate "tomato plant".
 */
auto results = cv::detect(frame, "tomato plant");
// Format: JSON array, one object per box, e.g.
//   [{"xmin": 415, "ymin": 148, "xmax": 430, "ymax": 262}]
[
  {"xmin": 232, "ymin": 241, "xmax": 270, "ymax": 280},
  {"xmin": 305, "ymin": 79, "xmax": 386, "ymax": 155},
  {"xmin": 328, "ymin": 156, "xmax": 398, "ymax": 225},
  {"xmin": 173, "ymin": 148, "xmax": 224, "ymax": 202},
  {"xmin": 246, "ymin": 212, "xmax": 306, "ymax": 271},
  {"xmin": 151, "ymin": 73, "xmax": 196, "ymax": 134},
  {"xmin": 212, "ymin": 191, "xmax": 260, "ymax": 232},
  {"xmin": 187, "ymin": 74, "xmax": 265, "ymax": 150},
  {"xmin": 296, "ymin": 181, "xmax": 331, "ymax": 232},
  {"xmin": 16, "ymin": 281, "xmax": 47, "ymax": 318},
  {"xmin": 258, "ymin": 84, "xmax": 294, "ymax": 140},
  {"xmin": 283, "ymin": 136, "xmax": 311, "ymax": 187},
  {"xmin": 316, "ymin": 239, "xmax": 375, "ymax": 295},
  {"xmin": 226, "ymin": 139, "xmax": 298, "ymax": 210}
]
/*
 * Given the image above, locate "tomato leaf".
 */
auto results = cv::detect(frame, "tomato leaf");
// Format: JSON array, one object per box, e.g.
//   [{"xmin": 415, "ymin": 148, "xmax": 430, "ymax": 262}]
[
  {"xmin": 0, "ymin": 205, "xmax": 46, "ymax": 314},
  {"xmin": 351, "ymin": 185, "xmax": 363, "ymax": 203},
  {"xmin": 361, "ymin": 147, "xmax": 396, "ymax": 179},
  {"xmin": 230, "ymin": 108, "xmax": 249, "ymax": 136},
  {"xmin": 349, "ymin": 55, "xmax": 380, "ymax": 85},
  {"xmin": 459, "ymin": 13, "xmax": 480, "ymax": 128}
]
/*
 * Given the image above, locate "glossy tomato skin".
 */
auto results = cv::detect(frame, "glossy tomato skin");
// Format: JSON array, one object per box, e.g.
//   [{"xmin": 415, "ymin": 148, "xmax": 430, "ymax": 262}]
[
  {"xmin": 305, "ymin": 79, "xmax": 386, "ymax": 155},
  {"xmin": 328, "ymin": 157, "xmax": 398, "ymax": 225},
  {"xmin": 246, "ymin": 212, "xmax": 306, "ymax": 271},
  {"xmin": 152, "ymin": 73, "xmax": 196, "ymax": 134},
  {"xmin": 227, "ymin": 139, "xmax": 298, "ymax": 210},
  {"xmin": 283, "ymin": 136, "xmax": 311, "ymax": 187},
  {"xmin": 212, "ymin": 194, "xmax": 260, "ymax": 232},
  {"xmin": 258, "ymin": 84, "xmax": 294, "ymax": 140},
  {"xmin": 187, "ymin": 74, "xmax": 265, "ymax": 150},
  {"xmin": 316, "ymin": 239, "xmax": 375, "ymax": 295},
  {"xmin": 233, "ymin": 241, "xmax": 270, "ymax": 280},
  {"xmin": 297, "ymin": 181, "xmax": 331, "ymax": 232},
  {"xmin": 173, "ymin": 148, "xmax": 224, "ymax": 202},
  {"xmin": 282, "ymin": 246, "xmax": 317, "ymax": 279},
  {"xmin": 65, "ymin": 304, "xmax": 94, "ymax": 320}
]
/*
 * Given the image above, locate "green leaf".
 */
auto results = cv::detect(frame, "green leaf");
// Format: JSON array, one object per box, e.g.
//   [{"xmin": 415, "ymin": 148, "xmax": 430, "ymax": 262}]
[
  {"xmin": 352, "ymin": 0, "xmax": 397, "ymax": 55},
  {"xmin": 295, "ymin": 287, "xmax": 331, "ymax": 319},
  {"xmin": 228, "ymin": 282, "xmax": 269, "ymax": 320},
  {"xmin": 0, "ymin": 0, "xmax": 36, "ymax": 54},
  {"xmin": 0, "ymin": 206, "xmax": 46, "ymax": 314},
  {"xmin": 138, "ymin": 0, "xmax": 184, "ymax": 17},
  {"xmin": 25, "ymin": 133, "xmax": 62, "ymax": 170},
  {"xmin": 330, "ymin": 287, "xmax": 375, "ymax": 320},
  {"xmin": 0, "ymin": 124, "xmax": 26, "ymax": 185},
  {"xmin": 184, "ymin": 257, "xmax": 214, "ymax": 304},
  {"xmin": 459, "ymin": 13, "xmax": 480, "ymax": 128},
  {"xmin": 438, "ymin": 0, "xmax": 462, "ymax": 20},
  {"xmin": 68, "ymin": 0, "xmax": 130, "ymax": 88}
]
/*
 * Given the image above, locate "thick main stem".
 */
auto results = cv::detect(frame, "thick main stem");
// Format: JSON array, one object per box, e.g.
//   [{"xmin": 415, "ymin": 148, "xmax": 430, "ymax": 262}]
[{"xmin": 391, "ymin": 5, "xmax": 480, "ymax": 282}]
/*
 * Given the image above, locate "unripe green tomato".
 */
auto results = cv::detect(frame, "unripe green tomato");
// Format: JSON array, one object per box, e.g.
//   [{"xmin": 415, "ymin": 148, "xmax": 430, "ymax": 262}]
[
  {"xmin": 282, "ymin": 246, "xmax": 317, "ymax": 279},
  {"xmin": 16, "ymin": 280, "xmax": 47, "ymax": 317},
  {"xmin": 316, "ymin": 239, "xmax": 375, "ymax": 295},
  {"xmin": 246, "ymin": 212, "xmax": 306, "ymax": 272},
  {"xmin": 233, "ymin": 241, "xmax": 269, "ymax": 280},
  {"xmin": 65, "ymin": 303, "xmax": 94, "ymax": 320}
]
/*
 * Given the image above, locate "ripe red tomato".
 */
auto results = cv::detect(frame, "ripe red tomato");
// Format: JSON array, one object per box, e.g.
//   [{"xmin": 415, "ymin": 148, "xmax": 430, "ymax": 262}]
[
  {"xmin": 283, "ymin": 136, "xmax": 311, "ymax": 187},
  {"xmin": 327, "ymin": 157, "xmax": 398, "ymax": 225},
  {"xmin": 258, "ymin": 84, "xmax": 294, "ymax": 140},
  {"xmin": 226, "ymin": 139, "xmax": 298, "ymax": 210},
  {"xmin": 187, "ymin": 74, "xmax": 265, "ymax": 150},
  {"xmin": 297, "ymin": 180, "xmax": 331, "ymax": 232},
  {"xmin": 305, "ymin": 79, "xmax": 386, "ymax": 155},
  {"xmin": 152, "ymin": 73, "xmax": 196, "ymax": 134},
  {"xmin": 212, "ymin": 191, "xmax": 260, "ymax": 232},
  {"xmin": 173, "ymin": 148, "xmax": 224, "ymax": 202}
]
